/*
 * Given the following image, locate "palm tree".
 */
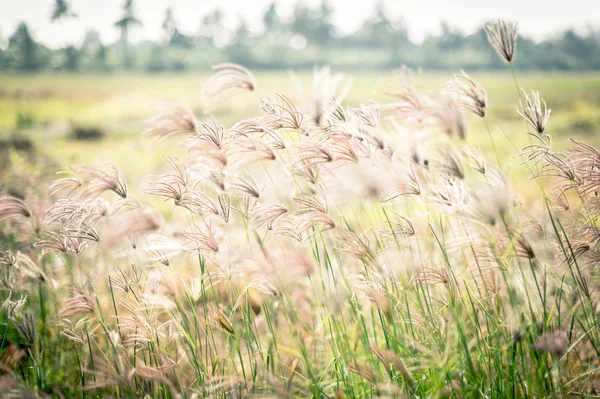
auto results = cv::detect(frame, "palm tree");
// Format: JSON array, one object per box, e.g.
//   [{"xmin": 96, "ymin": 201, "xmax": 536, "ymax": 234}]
[
  {"xmin": 51, "ymin": 0, "xmax": 77, "ymax": 23},
  {"xmin": 162, "ymin": 7, "xmax": 176, "ymax": 44},
  {"xmin": 114, "ymin": 0, "xmax": 142, "ymax": 49}
]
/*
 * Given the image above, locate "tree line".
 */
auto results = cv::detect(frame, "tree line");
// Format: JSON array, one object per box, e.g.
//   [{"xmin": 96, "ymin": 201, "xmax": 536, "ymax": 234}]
[{"xmin": 1, "ymin": 0, "xmax": 600, "ymax": 72}]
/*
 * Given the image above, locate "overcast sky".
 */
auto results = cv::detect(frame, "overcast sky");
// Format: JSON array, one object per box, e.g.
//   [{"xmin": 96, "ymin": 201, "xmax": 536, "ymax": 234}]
[{"xmin": 1, "ymin": 0, "xmax": 599, "ymax": 47}]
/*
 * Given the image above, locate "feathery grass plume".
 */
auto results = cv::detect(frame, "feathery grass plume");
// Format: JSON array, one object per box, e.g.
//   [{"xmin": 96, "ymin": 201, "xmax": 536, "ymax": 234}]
[
  {"xmin": 202, "ymin": 63, "xmax": 257, "ymax": 108},
  {"xmin": 511, "ymin": 230, "xmax": 536, "ymax": 260},
  {"xmin": 437, "ymin": 145, "xmax": 465, "ymax": 179},
  {"xmin": 260, "ymin": 94, "xmax": 304, "ymax": 130},
  {"xmin": 82, "ymin": 358, "xmax": 137, "ymax": 391},
  {"xmin": 347, "ymin": 362, "xmax": 376, "ymax": 384},
  {"xmin": 49, "ymin": 171, "xmax": 82, "ymax": 197},
  {"xmin": 535, "ymin": 332, "xmax": 569, "ymax": 357},
  {"xmin": 329, "ymin": 137, "xmax": 360, "ymax": 164},
  {"xmin": 350, "ymin": 101, "xmax": 379, "ymax": 128},
  {"xmin": 270, "ymin": 220, "xmax": 303, "ymax": 242},
  {"xmin": 558, "ymin": 239, "xmax": 590, "ymax": 267},
  {"xmin": 293, "ymin": 141, "xmax": 334, "ymax": 169},
  {"xmin": 335, "ymin": 230, "xmax": 375, "ymax": 263},
  {"xmin": 181, "ymin": 227, "xmax": 219, "ymax": 253},
  {"xmin": 117, "ymin": 299, "xmax": 172, "ymax": 343},
  {"xmin": 0, "ymin": 197, "xmax": 32, "ymax": 224},
  {"xmin": 565, "ymin": 139, "xmax": 600, "ymax": 196},
  {"xmin": 0, "ymin": 343, "xmax": 25, "ymax": 372},
  {"xmin": 34, "ymin": 231, "xmax": 86, "ymax": 254},
  {"xmin": 11, "ymin": 252, "xmax": 46, "ymax": 282},
  {"xmin": 465, "ymin": 168, "xmax": 512, "ymax": 224},
  {"xmin": 57, "ymin": 284, "xmax": 95, "ymax": 318},
  {"xmin": 292, "ymin": 66, "xmax": 352, "ymax": 127},
  {"xmin": 533, "ymin": 148, "xmax": 581, "ymax": 197},
  {"xmin": 250, "ymin": 204, "xmax": 288, "ymax": 230},
  {"xmin": 0, "ymin": 252, "xmax": 18, "ymax": 290},
  {"xmin": 429, "ymin": 176, "xmax": 469, "ymax": 210},
  {"xmin": 368, "ymin": 290, "xmax": 392, "ymax": 320},
  {"xmin": 385, "ymin": 66, "xmax": 429, "ymax": 126},
  {"xmin": 144, "ymin": 234, "xmax": 186, "ymax": 265},
  {"xmin": 518, "ymin": 89, "xmax": 551, "ymax": 134},
  {"xmin": 430, "ymin": 93, "xmax": 468, "ymax": 139},
  {"xmin": 144, "ymin": 174, "xmax": 184, "ymax": 203},
  {"xmin": 549, "ymin": 188, "xmax": 570, "ymax": 210},
  {"xmin": 217, "ymin": 193, "xmax": 231, "ymax": 223},
  {"xmin": 292, "ymin": 159, "xmax": 320, "ymax": 185},
  {"xmin": 415, "ymin": 266, "xmax": 457, "ymax": 296},
  {"xmin": 75, "ymin": 163, "xmax": 128, "ymax": 199},
  {"xmin": 193, "ymin": 117, "xmax": 227, "ymax": 150},
  {"xmin": 180, "ymin": 276, "xmax": 205, "ymax": 304},
  {"xmin": 370, "ymin": 344, "xmax": 391, "ymax": 373},
  {"xmin": 463, "ymin": 145, "xmax": 486, "ymax": 174},
  {"xmin": 448, "ymin": 71, "xmax": 488, "ymax": 118},
  {"xmin": 2, "ymin": 293, "xmax": 27, "ymax": 319},
  {"xmin": 208, "ymin": 306, "xmax": 235, "ymax": 335},
  {"xmin": 109, "ymin": 266, "xmax": 142, "ymax": 293},
  {"xmin": 177, "ymin": 191, "xmax": 219, "ymax": 215},
  {"xmin": 12, "ymin": 311, "xmax": 36, "ymax": 346},
  {"xmin": 143, "ymin": 103, "xmax": 199, "ymax": 144},
  {"xmin": 485, "ymin": 19, "xmax": 518, "ymax": 63},
  {"xmin": 110, "ymin": 197, "xmax": 141, "ymax": 216},
  {"xmin": 229, "ymin": 175, "xmax": 262, "ymax": 199},
  {"xmin": 380, "ymin": 214, "xmax": 415, "ymax": 238},
  {"xmin": 104, "ymin": 207, "xmax": 163, "ymax": 249},
  {"xmin": 226, "ymin": 138, "xmax": 277, "ymax": 170},
  {"xmin": 188, "ymin": 160, "xmax": 226, "ymax": 191},
  {"xmin": 370, "ymin": 345, "xmax": 415, "ymax": 389},
  {"xmin": 187, "ymin": 140, "xmax": 228, "ymax": 168},
  {"xmin": 519, "ymin": 132, "xmax": 552, "ymax": 171},
  {"xmin": 381, "ymin": 164, "xmax": 421, "ymax": 202},
  {"xmin": 143, "ymin": 157, "xmax": 188, "ymax": 202},
  {"xmin": 230, "ymin": 119, "xmax": 286, "ymax": 150}
]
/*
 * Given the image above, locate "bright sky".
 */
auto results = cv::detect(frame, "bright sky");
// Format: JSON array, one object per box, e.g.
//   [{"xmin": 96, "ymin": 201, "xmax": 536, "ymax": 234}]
[{"xmin": 1, "ymin": 0, "xmax": 599, "ymax": 47}]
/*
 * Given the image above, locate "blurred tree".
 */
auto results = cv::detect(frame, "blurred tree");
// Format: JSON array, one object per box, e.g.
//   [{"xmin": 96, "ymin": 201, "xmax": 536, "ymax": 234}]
[
  {"xmin": 93, "ymin": 43, "xmax": 109, "ymax": 71},
  {"xmin": 227, "ymin": 18, "xmax": 255, "ymax": 65},
  {"xmin": 8, "ymin": 23, "xmax": 43, "ymax": 71},
  {"xmin": 114, "ymin": 0, "xmax": 142, "ymax": 67},
  {"xmin": 314, "ymin": 0, "xmax": 334, "ymax": 46},
  {"xmin": 263, "ymin": 2, "xmax": 280, "ymax": 33},
  {"xmin": 162, "ymin": 7, "xmax": 177, "ymax": 44},
  {"xmin": 147, "ymin": 44, "xmax": 166, "ymax": 72},
  {"xmin": 62, "ymin": 45, "xmax": 80, "ymax": 71},
  {"xmin": 369, "ymin": 1, "xmax": 394, "ymax": 46},
  {"xmin": 438, "ymin": 22, "xmax": 464, "ymax": 51},
  {"xmin": 291, "ymin": 2, "xmax": 316, "ymax": 43},
  {"xmin": 199, "ymin": 9, "xmax": 224, "ymax": 47},
  {"xmin": 560, "ymin": 29, "xmax": 598, "ymax": 68},
  {"xmin": 0, "ymin": 30, "xmax": 6, "ymax": 70},
  {"xmin": 82, "ymin": 30, "xmax": 102, "ymax": 52},
  {"xmin": 50, "ymin": 0, "xmax": 77, "ymax": 23},
  {"xmin": 1, "ymin": 3, "xmax": 600, "ymax": 72}
]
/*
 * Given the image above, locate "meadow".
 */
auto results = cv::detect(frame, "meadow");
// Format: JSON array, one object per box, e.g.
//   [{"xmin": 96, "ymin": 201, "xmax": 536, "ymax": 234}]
[
  {"xmin": 2, "ymin": 70, "xmax": 600, "ymax": 199},
  {"xmin": 1, "ymin": 59, "xmax": 600, "ymax": 399}
]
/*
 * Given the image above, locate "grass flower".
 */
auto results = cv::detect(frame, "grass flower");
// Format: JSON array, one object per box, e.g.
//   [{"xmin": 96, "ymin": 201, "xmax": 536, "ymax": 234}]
[
  {"xmin": 448, "ymin": 71, "xmax": 488, "ymax": 118},
  {"xmin": 485, "ymin": 19, "xmax": 518, "ymax": 63},
  {"xmin": 518, "ymin": 89, "xmax": 551, "ymax": 134}
]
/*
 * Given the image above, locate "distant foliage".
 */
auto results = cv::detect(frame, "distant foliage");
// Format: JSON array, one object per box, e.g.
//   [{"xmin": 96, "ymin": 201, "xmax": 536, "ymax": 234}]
[{"xmin": 2, "ymin": 1, "xmax": 600, "ymax": 72}]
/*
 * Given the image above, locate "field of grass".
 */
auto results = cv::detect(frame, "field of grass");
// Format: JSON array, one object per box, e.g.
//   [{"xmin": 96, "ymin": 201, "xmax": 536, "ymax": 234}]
[
  {"xmin": 2, "ymin": 71, "xmax": 600, "ymax": 198},
  {"xmin": 1, "ymin": 67, "xmax": 600, "ymax": 398}
]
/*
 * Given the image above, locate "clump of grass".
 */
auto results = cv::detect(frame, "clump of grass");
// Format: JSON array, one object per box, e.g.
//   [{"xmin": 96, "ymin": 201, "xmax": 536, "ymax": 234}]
[{"xmin": 1, "ymin": 24, "xmax": 600, "ymax": 399}]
